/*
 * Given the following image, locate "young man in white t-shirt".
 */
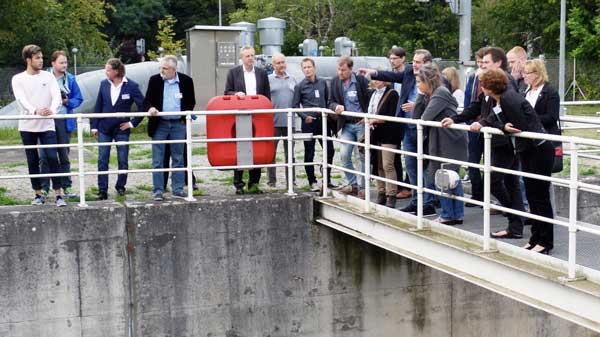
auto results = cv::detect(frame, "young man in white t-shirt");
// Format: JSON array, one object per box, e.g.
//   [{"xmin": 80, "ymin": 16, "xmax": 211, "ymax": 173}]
[{"xmin": 11, "ymin": 44, "xmax": 66, "ymax": 206}]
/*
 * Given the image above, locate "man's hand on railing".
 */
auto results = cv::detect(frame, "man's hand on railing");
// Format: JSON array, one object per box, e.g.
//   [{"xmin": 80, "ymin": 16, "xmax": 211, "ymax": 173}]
[
  {"xmin": 334, "ymin": 105, "xmax": 344, "ymax": 115},
  {"xmin": 148, "ymin": 107, "xmax": 159, "ymax": 116},
  {"xmin": 441, "ymin": 117, "xmax": 454, "ymax": 128},
  {"xmin": 305, "ymin": 116, "xmax": 315, "ymax": 124},
  {"xmin": 91, "ymin": 130, "xmax": 99, "ymax": 139}
]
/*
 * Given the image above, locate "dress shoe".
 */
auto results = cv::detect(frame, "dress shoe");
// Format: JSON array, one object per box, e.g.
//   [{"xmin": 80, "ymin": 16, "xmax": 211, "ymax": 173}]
[
  {"xmin": 116, "ymin": 188, "xmax": 126, "ymax": 197},
  {"xmin": 491, "ymin": 230, "xmax": 523, "ymax": 239},
  {"xmin": 340, "ymin": 185, "xmax": 359, "ymax": 196},
  {"xmin": 376, "ymin": 192, "xmax": 387, "ymax": 205},
  {"xmin": 97, "ymin": 191, "xmax": 108, "ymax": 200},
  {"xmin": 523, "ymin": 243, "xmax": 534, "ymax": 250},
  {"xmin": 433, "ymin": 217, "xmax": 458, "ymax": 226},
  {"xmin": 385, "ymin": 195, "xmax": 397, "ymax": 208},
  {"xmin": 235, "ymin": 187, "xmax": 244, "ymax": 195},
  {"xmin": 532, "ymin": 245, "xmax": 552, "ymax": 255},
  {"xmin": 396, "ymin": 190, "xmax": 411, "ymax": 199}
]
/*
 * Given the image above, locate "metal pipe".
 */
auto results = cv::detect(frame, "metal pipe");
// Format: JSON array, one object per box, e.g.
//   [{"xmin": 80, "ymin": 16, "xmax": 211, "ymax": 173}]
[
  {"xmin": 417, "ymin": 124, "xmax": 424, "ymax": 230},
  {"xmin": 483, "ymin": 132, "xmax": 492, "ymax": 251},
  {"xmin": 77, "ymin": 116, "xmax": 87, "ymax": 207},
  {"xmin": 321, "ymin": 111, "xmax": 329, "ymax": 197},
  {"xmin": 286, "ymin": 110, "xmax": 295, "ymax": 196},
  {"xmin": 568, "ymin": 140, "xmax": 579, "ymax": 279},
  {"xmin": 363, "ymin": 115, "xmax": 371, "ymax": 212},
  {"xmin": 559, "ymin": 0, "xmax": 566, "ymax": 101},
  {"xmin": 185, "ymin": 114, "xmax": 195, "ymax": 201}
]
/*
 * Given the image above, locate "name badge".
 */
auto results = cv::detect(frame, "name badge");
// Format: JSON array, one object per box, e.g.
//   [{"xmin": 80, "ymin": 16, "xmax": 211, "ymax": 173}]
[
  {"xmin": 121, "ymin": 94, "xmax": 130, "ymax": 100},
  {"xmin": 347, "ymin": 90, "xmax": 357, "ymax": 98},
  {"xmin": 493, "ymin": 106, "xmax": 502, "ymax": 114},
  {"xmin": 175, "ymin": 92, "xmax": 183, "ymax": 99},
  {"xmin": 314, "ymin": 90, "xmax": 320, "ymax": 98}
]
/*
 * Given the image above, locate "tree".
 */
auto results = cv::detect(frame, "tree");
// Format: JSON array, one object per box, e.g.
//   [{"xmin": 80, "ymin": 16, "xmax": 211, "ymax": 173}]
[
  {"xmin": 0, "ymin": 0, "xmax": 110, "ymax": 66},
  {"xmin": 147, "ymin": 15, "xmax": 185, "ymax": 60},
  {"xmin": 568, "ymin": 1, "xmax": 600, "ymax": 60}
]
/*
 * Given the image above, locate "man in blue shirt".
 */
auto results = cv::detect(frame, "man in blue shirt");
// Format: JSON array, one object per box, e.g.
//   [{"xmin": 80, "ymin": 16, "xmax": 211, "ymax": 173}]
[
  {"xmin": 329, "ymin": 56, "xmax": 370, "ymax": 196},
  {"xmin": 40, "ymin": 50, "xmax": 83, "ymax": 199}
]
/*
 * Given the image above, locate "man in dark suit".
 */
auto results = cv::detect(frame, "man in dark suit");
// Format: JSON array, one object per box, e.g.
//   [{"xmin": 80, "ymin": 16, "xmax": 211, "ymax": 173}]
[
  {"xmin": 92, "ymin": 58, "xmax": 145, "ymax": 200},
  {"xmin": 329, "ymin": 56, "xmax": 370, "ymax": 196},
  {"xmin": 224, "ymin": 46, "xmax": 271, "ymax": 194},
  {"xmin": 144, "ymin": 55, "xmax": 196, "ymax": 201}
]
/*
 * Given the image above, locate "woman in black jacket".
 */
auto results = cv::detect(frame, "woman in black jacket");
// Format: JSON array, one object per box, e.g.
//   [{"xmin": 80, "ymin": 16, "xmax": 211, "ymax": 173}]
[
  {"xmin": 368, "ymin": 78, "xmax": 401, "ymax": 207},
  {"xmin": 474, "ymin": 69, "xmax": 555, "ymax": 254},
  {"xmin": 523, "ymin": 59, "xmax": 561, "ymax": 137}
]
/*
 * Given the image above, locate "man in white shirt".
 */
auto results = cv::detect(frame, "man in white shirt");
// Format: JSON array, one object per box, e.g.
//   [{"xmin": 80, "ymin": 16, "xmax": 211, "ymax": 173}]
[
  {"xmin": 11, "ymin": 44, "xmax": 66, "ymax": 206},
  {"xmin": 224, "ymin": 46, "xmax": 271, "ymax": 194}
]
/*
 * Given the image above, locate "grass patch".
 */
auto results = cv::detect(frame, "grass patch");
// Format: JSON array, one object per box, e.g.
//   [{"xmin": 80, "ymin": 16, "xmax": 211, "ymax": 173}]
[
  {"xmin": 192, "ymin": 146, "xmax": 207, "ymax": 156},
  {"xmin": 0, "ymin": 187, "xmax": 29, "ymax": 205},
  {"xmin": 0, "ymin": 162, "xmax": 25, "ymax": 169},
  {"xmin": 136, "ymin": 184, "xmax": 153, "ymax": 191},
  {"xmin": 130, "ymin": 162, "xmax": 152, "ymax": 170},
  {"xmin": 130, "ymin": 147, "xmax": 153, "ymax": 159},
  {"xmin": 192, "ymin": 188, "xmax": 203, "ymax": 196},
  {"xmin": 564, "ymin": 105, "xmax": 600, "ymax": 117}
]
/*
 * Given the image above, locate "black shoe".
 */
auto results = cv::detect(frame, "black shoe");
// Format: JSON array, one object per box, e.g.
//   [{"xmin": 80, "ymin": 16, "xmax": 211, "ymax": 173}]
[
  {"xmin": 465, "ymin": 202, "xmax": 481, "ymax": 208},
  {"xmin": 116, "ymin": 188, "xmax": 126, "ymax": 197},
  {"xmin": 327, "ymin": 182, "xmax": 338, "ymax": 189},
  {"xmin": 423, "ymin": 205, "xmax": 437, "ymax": 217},
  {"xmin": 97, "ymin": 191, "xmax": 108, "ymax": 200},
  {"xmin": 235, "ymin": 187, "xmax": 244, "ymax": 195},
  {"xmin": 433, "ymin": 199, "xmax": 441, "ymax": 209},
  {"xmin": 400, "ymin": 204, "xmax": 418, "ymax": 214}
]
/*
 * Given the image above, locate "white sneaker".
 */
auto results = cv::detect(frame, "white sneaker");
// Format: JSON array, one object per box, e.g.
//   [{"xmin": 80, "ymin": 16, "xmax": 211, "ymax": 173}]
[
  {"xmin": 309, "ymin": 182, "xmax": 320, "ymax": 192},
  {"xmin": 55, "ymin": 196, "xmax": 67, "ymax": 207}
]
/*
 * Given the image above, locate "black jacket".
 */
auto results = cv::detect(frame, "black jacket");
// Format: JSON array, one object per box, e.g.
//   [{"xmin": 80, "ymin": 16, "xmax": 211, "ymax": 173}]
[
  {"xmin": 371, "ymin": 65, "xmax": 415, "ymax": 117},
  {"xmin": 144, "ymin": 72, "xmax": 196, "ymax": 137},
  {"xmin": 328, "ymin": 73, "xmax": 371, "ymax": 132},
  {"xmin": 370, "ymin": 87, "xmax": 400, "ymax": 145},
  {"xmin": 525, "ymin": 82, "xmax": 560, "ymax": 136},
  {"xmin": 224, "ymin": 65, "xmax": 271, "ymax": 99},
  {"xmin": 479, "ymin": 89, "xmax": 546, "ymax": 153}
]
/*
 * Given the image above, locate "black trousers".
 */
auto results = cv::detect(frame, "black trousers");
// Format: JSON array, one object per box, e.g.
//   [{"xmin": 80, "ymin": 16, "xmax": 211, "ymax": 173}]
[
  {"xmin": 520, "ymin": 141, "xmax": 555, "ymax": 249},
  {"xmin": 302, "ymin": 119, "xmax": 335, "ymax": 185},
  {"xmin": 490, "ymin": 145, "xmax": 525, "ymax": 235},
  {"xmin": 233, "ymin": 168, "xmax": 261, "ymax": 189}
]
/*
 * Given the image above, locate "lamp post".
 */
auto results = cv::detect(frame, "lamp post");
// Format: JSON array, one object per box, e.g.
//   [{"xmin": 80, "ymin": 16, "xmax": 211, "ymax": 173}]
[{"xmin": 71, "ymin": 47, "xmax": 78, "ymax": 75}]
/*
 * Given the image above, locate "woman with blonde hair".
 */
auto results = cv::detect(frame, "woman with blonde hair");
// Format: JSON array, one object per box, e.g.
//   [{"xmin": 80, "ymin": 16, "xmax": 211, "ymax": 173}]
[
  {"xmin": 523, "ymin": 59, "xmax": 561, "ymax": 137},
  {"xmin": 442, "ymin": 66, "xmax": 464, "ymax": 108}
]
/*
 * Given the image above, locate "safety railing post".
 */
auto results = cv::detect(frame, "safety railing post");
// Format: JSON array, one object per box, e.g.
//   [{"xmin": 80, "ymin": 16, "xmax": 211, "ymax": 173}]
[
  {"xmin": 77, "ymin": 116, "xmax": 87, "ymax": 207},
  {"xmin": 286, "ymin": 109, "xmax": 296, "ymax": 196},
  {"xmin": 321, "ymin": 110, "xmax": 329, "ymax": 197},
  {"xmin": 416, "ymin": 123, "xmax": 424, "ymax": 230},
  {"xmin": 185, "ymin": 113, "xmax": 195, "ymax": 201},
  {"xmin": 568, "ymin": 140, "xmax": 579, "ymax": 279},
  {"xmin": 483, "ymin": 131, "xmax": 492, "ymax": 251},
  {"xmin": 363, "ymin": 115, "xmax": 371, "ymax": 212}
]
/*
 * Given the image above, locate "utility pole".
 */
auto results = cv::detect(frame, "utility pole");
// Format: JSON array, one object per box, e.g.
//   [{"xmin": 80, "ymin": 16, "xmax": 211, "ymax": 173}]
[
  {"xmin": 459, "ymin": 0, "xmax": 472, "ymax": 81},
  {"xmin": 559, "ymin": 0, "xmax": 566, "ymax": 102}
]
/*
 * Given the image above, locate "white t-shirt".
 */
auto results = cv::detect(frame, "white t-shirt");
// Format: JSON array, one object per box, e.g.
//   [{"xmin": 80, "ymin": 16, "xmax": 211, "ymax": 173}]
[
  {"xmin": 12, "ymin": 71, "xmax": 61, "ymax": 132},
  {"xmin": 452, "ymin": 89, "xmax": 465, "ymax": 109}
]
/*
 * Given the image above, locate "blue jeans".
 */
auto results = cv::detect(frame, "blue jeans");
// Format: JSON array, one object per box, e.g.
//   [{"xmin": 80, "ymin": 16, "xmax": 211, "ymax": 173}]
[
  {"xmin": 20, "ymin": 131, "xmax": 61, "ymax": 191},
  {"xmin": 440, "ymin": 180, "xmax": 464, "ymax": 220},
  {"xmin": 404, "ymin": 128, "xmax": 434, "ymax": 207},
  {"xmin": 98, "ymin": 129, "xmax": 129, "ymax": 193},
  {"xmin": 152, "ymin": 119, "xmax": 186, "ymax": 193},
  {"xmin": 340, "ymin": 122, "xmax": 365, "ymax": 188},
  {"xmin": 40, "ymin": 119, "xmax": 71, "ymax": 191}
]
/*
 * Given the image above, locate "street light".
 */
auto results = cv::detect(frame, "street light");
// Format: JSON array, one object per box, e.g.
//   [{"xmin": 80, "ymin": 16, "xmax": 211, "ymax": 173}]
[{"xmin": 71, "ymin": 47, "xmax": 78, "ymax": 75}]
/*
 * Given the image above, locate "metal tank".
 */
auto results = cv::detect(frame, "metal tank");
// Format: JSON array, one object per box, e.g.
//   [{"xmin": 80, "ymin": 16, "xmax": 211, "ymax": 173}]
[
  {"xmin": 231, "ymin": 21, "xmax": 256, "ymax": 48},
  {"xmin": 334, "ymin": 37, "xmax": 356, "ymax": 56},
  {"xmin": 299, "ymin": 39, "xmax": 319, "ymax": 57},
  {"xmin": 256, "ymin": 17, "xmax": 286, "ymax": 56}
]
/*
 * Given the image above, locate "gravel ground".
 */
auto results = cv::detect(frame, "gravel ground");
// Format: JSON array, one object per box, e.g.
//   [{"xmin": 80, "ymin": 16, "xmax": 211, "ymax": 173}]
[{"xmin": 0, "ymin": 128, "xmax": 350, "ymax": 205}]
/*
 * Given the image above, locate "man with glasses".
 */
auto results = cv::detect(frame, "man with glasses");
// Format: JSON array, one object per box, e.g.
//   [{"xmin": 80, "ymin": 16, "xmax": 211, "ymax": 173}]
[{"xmin": 145, "ymin": 55, "xmax": 196, "ymax": 201}]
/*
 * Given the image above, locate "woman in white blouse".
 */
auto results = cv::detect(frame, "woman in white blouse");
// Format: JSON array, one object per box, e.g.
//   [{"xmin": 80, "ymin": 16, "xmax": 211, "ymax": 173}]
[
  {"xmin": 523, "ymin": 59, "xmax": 561, "ymax": 137},
  {"xmin": 442, "ymin": 67, "xmax": 464, "ymax": 109}
]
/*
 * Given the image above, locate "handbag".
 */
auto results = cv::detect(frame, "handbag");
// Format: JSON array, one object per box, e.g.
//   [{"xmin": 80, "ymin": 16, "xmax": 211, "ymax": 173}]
[{"xmin": 552, "ymin": 144, "xmax": 563, "ymax": 173}]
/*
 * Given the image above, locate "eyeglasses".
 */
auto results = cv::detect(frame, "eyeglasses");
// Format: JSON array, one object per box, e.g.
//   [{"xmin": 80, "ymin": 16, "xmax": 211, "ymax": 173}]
[{"xmin": 524, "ymin": 71, "xmax": 537, "ymax": 75}]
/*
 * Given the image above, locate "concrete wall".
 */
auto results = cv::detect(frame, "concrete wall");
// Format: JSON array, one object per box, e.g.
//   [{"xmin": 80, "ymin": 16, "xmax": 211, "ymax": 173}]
[
  {"xmin": 0, "ymin": 195, "xmax": 598, "ymax": 337},
  {"xmin": 555, "ymin": 177, "xmax": 600, "ymax": 224}
]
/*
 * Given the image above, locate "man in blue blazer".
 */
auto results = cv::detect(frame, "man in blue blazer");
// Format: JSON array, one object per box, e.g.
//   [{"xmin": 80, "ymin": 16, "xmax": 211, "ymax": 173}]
[{"xmin": 92, "ymin": 58, "xmax": 145, "ymax": 200}]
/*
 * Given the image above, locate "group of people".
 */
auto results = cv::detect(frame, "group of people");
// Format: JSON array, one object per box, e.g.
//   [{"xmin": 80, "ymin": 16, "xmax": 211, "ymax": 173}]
[{"xmin": 13, "ymin": 43, "xmax": 559, "ymax": 255}]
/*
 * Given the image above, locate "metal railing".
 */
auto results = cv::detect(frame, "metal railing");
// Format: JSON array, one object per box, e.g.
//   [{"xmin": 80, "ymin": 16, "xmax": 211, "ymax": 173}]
[{"xmin": 1, "ymin": 107, "xmax": 600, "ymax": 281}]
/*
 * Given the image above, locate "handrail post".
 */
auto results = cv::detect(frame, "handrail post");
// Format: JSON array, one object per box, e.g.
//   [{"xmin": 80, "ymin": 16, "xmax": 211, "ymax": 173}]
[
  {"xmin": 185, "ymin": 113, "xmax": 195, "ymax": 201},
  {"xmin": 416, "ymin": 123, "xmax": 424, "ymax": 230},
  {"xmin": 363, "ymin": 114, "xmax": 371, "ymax": 212},
  {"xmin": 286, "ymin": 109, "xmax": 296, "ymax": 196},
  {"xmin": 568, "ymin": 140, "xmax": 579, "ymax": 279},
  {"xmin": 483, "ymin": 131, "xmax": 492, "ymax": 251},
  {"xmin": 77, "ymin": 116, "xmax": 87, "ymax": 207},
  {"xmin": 321, "ymin": 110, "xmax": 329, "ymax": 197}
]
